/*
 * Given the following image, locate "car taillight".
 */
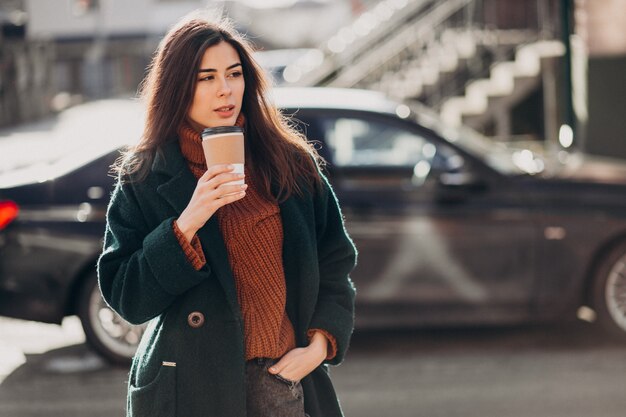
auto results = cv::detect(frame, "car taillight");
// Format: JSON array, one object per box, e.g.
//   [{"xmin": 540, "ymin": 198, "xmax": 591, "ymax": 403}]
[{"xmin": 0, "ymin": 200, "xmax": 19, "ymax": 230}]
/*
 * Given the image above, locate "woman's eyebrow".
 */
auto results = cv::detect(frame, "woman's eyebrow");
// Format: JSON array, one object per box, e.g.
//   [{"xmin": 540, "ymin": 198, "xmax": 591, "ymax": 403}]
[{"xmin": 198, "ymin": 63, "xmax": 242, "ymax": 73}]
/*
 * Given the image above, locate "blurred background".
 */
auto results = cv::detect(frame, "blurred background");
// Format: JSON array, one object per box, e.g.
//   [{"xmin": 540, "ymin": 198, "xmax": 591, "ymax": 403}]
[
  {"xmin": 1, "ymin": 0, "xmax": 625, "ymax": 156},
  {"xmin": 2, "ymin": 1, "xmax": 626, "ymax": 416}
]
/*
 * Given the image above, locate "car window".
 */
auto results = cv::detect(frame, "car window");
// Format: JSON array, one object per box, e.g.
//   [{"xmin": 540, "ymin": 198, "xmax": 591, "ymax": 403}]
[
  {"xmin": 319, "ymin": 116, "xmax": 458, "ymax": 171},
  {"xmin": 320, "ymin": 117, "xmax": 431, "ymax": 167}
]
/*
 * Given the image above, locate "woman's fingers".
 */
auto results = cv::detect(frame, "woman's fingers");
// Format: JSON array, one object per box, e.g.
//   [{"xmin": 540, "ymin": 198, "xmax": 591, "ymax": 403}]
[
  {"xmin": 215, "ymin": 183, "xmax": 248, "ymax": 197},
  {"xmin": 210, "ymin": 172, "xmax": 245, "ymax": 189},
  {"xmin": 267, "ymin": 347, "xmax": 320, "ymax": 382},
  {"xmin": 200, "ymin": 163, "xmax": 233, "ymax": 182},
  {"xmin": 195, "ymin": 172, "xmax": 247, "ymax": 210},
  {"xmin": 213, "ymin": 188, "xmax": 247, "ymax": 208},
  {"xmin": 200, "ymin": 164, "xmax": 245, "ymax": 187},
  {"xmin": 199, "ymin": 168, "xmax": 245, "ymax": 192}
]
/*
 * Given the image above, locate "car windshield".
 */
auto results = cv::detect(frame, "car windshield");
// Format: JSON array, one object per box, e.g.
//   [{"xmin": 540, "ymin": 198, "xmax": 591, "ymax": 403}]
[{"xmin": 410, "ymin": 103, "xmax": 539, "ymax": 176}]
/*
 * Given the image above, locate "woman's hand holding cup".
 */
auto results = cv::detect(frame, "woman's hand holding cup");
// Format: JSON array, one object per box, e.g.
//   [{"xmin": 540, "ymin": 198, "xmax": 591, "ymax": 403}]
[{"xmin": 176, "ymin": 164, "xmax": 247, "ymax": 242}]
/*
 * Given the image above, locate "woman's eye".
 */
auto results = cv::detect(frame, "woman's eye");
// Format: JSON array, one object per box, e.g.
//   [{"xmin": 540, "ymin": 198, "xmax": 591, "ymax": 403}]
[
  {"xmin": 199, "ymin": 75, "xmax": 214, "ymax": 81},
  {"xmin": 229, "ymin": 71, "xmax": 242, "ymax": 78}
]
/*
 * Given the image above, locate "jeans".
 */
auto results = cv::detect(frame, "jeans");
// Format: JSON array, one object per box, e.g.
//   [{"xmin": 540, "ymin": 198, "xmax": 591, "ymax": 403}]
[{"xmin": 246, "ymin": 357, "xmax": 310, "ymax": 417}]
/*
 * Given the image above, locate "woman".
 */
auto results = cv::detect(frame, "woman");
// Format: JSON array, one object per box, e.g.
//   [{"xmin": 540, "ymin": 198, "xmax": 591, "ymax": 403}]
[{"xmin": 97, "ymin": 13, "xmax": 357, "ymax": 417}]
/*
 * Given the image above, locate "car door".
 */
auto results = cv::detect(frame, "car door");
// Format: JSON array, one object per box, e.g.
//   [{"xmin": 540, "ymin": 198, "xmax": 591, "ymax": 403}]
[{"xmin": 298, "ymin": 110, "xmax": 538, "ymax": 324}]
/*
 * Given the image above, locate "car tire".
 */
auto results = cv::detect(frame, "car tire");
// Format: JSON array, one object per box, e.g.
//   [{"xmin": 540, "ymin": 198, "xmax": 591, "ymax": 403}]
[
  {"xmin": 77, "ymin": 272, "xmax": 145, "ymax": 365},
  {"xmin": 592, "ymin": 242, "xmax": 626, "ymax": 341}
]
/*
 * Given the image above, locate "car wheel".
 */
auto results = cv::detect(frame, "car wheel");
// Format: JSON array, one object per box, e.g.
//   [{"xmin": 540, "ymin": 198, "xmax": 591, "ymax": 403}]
[
  {"xmin": 78, "ymin": 272, "xmax": 145, "ymax": 364},
  {"xmin": 592, "ymin": 242, "xmax": 626, "ymax": 340}
]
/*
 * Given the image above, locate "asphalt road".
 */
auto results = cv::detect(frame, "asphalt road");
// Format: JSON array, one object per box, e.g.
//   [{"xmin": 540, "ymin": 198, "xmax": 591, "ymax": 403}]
[{"xmin": 0, "ymin": 317, "xmax": 625, "ymax": 417}]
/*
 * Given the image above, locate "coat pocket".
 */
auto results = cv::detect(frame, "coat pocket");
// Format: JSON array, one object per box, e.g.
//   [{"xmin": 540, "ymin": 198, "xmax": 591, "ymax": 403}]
[{"xmin": 128, "ymin": 362, "xmax": 177, "ymax": 417}]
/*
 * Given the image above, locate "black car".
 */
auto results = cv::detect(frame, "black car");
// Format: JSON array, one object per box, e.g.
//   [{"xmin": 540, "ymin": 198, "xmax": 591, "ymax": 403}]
[{"xmin": 2, "ymin": 87, "xmax": 626, "ymax": 364}]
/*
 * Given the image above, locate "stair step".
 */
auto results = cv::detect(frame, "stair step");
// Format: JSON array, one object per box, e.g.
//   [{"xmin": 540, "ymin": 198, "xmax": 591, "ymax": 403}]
[{"xmin": 440, "ymin": 40, "xmax": 565, "ymax": 126}]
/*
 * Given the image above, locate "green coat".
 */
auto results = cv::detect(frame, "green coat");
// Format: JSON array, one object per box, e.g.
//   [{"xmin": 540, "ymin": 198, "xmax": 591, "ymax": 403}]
[{"xmin": 97, "ymin": 140, "xmax": 358, "ymax": 417}]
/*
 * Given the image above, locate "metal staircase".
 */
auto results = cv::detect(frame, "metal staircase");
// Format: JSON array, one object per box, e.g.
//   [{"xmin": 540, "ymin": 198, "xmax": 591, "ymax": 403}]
[
  {"xmin": 285, "ymin": 0, "xmax": 563, "ymax": 142},
  {"xmin": 440, "ymin": 39, "xmax": 564, "ymax": 128}
]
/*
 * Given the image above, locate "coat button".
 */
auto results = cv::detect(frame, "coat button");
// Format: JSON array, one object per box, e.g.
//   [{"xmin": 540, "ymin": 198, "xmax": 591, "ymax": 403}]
[{"xmin": 187, "ymin": 311, "xmax": 205, "ymax": 328}]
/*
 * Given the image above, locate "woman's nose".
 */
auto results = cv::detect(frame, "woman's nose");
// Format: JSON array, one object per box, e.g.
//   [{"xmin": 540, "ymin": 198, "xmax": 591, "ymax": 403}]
[{"xmin": 217, "ymin": 79, "xmax": 232, "ymax": 97}]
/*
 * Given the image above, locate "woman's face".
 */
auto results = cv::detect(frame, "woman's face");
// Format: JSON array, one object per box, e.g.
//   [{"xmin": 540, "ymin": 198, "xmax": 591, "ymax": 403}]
[{"xmin": 187, "ymin": 41, "xmax": 245, "ymax": 131}]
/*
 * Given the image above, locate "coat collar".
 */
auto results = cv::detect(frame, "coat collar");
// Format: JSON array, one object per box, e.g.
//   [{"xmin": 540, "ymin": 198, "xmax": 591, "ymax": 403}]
[
  {"xmin": 152, "ymin": 140, "xmax": 186, "ymax": 175},
  {"xmin": 151, "ymin": 141, "xmax": 197, "ymax": 215}
]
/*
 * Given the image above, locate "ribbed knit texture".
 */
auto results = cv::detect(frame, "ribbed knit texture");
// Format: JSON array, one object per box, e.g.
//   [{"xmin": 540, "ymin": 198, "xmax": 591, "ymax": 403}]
[
  {"xmin": 175, "ymin": 117, "xmax": 336, "ymax": 361},
  {"xmin": 172, "ymin": 220, "xmax": 206, "ymax": 271}
]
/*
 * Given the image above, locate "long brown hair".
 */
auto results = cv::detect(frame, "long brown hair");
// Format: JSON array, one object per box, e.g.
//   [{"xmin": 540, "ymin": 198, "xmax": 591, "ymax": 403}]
[{"xmin": 117, "ymin": 13, "xmax": 323, "ymax": 201}]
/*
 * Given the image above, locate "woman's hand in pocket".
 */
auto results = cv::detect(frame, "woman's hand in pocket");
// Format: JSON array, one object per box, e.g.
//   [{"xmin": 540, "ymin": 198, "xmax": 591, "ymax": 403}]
[{"xmin": 267, "ymin": 336, "xmax": 328, "ymax": 382}]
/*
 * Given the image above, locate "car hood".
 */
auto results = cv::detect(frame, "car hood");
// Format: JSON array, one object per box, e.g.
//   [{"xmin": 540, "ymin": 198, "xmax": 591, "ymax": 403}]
[{"xmin": 0, "ymin": 98, "xmax": 142, "ymax": 188}]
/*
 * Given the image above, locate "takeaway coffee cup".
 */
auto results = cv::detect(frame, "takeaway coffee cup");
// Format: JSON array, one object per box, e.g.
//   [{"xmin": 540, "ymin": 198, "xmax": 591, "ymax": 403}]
[{"xmin": 201, "ymin": 126, "xmax": 245, "ymax": 186}]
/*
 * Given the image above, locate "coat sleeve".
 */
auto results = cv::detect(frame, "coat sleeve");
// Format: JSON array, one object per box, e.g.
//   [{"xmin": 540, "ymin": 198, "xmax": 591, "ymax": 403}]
[
  {"xmin": 309, "ymin": 170, "xmax": 358, "ymax": 366},
  {"xmin": 97, "ymin": 178, "xmax": 210, "ymax": 325}
]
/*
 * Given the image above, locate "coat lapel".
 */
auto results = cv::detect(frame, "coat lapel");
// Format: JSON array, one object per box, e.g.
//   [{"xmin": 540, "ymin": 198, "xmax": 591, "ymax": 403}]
[
  {"xmin": 195, "ymin": 219, "xmax": 242, "ymax": 321},
  {"xmin": 278, "ymin": 190, "xmax": 318, "ymax": 343},
  {"xmin": 152, "ymin": 141, "xmax": 242, "ymax": 321}
]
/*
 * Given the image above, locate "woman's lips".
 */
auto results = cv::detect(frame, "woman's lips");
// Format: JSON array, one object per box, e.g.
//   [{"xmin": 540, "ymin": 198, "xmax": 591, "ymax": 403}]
[{"xmin": 215, "ymin": 105, "xmax": 235, "ymax": 118}]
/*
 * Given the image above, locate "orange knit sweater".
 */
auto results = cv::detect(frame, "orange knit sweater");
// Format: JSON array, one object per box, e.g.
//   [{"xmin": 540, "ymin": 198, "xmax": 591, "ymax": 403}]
[{"xmin": 173, "ymin": 119, "xmax": 336, "ymax": 361}]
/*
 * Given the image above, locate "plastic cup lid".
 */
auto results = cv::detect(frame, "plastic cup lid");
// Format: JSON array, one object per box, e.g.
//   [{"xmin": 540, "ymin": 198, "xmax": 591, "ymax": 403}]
[{"xmin": 201, "ymin": 126, "xmax": 244, "ymax": 138}]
